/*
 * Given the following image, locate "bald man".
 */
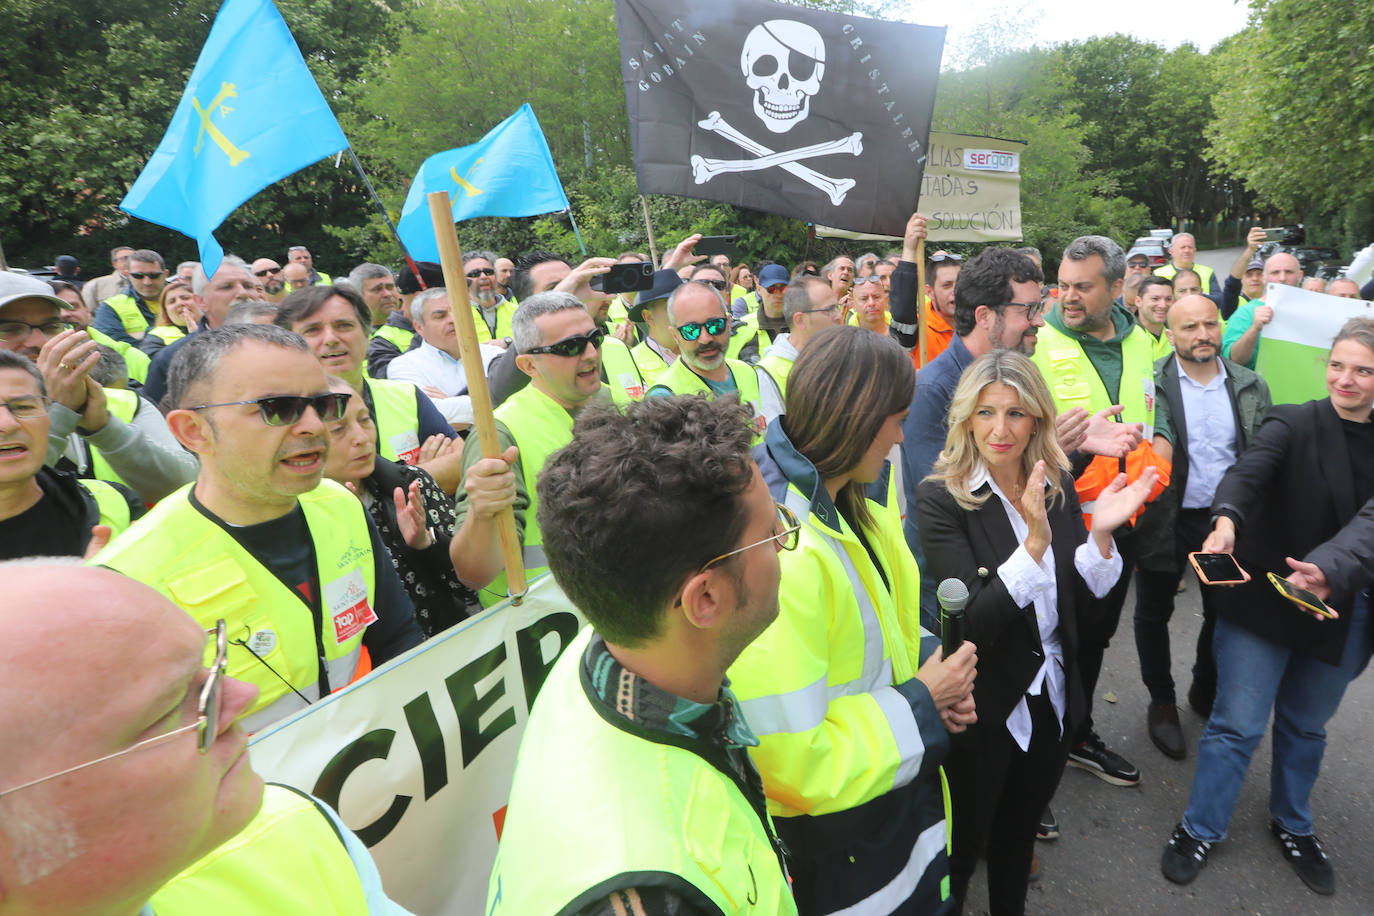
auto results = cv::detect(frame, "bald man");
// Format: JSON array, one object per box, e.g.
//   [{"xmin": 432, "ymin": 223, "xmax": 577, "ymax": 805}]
[
  {"xmin": 0, "ymin": 563, "xmax": 403, "ymax": 914},
  {"xmin": 1221, "ymin": 251, "xmax": 1302, "ymax": 369},
  {"xmin": 1133, "ymin": 295, "xmax": 1273, "ymax": 754}
]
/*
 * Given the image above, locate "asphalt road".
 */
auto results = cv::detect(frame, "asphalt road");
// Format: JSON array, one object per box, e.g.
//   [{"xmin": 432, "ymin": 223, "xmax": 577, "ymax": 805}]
[{"xmin": 963, "ymin": 244, "xmax": 1374, "ymax": 913}]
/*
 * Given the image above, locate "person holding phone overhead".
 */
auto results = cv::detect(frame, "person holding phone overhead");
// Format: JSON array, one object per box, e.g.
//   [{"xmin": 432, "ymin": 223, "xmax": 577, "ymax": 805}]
[
  {"xmin": 1160, "ymin": 317, "xmax": 1374, "ymax": 897},
  {"xmin": 916, "ymin": 350, "xmax": 1155, "ymax": 914}
]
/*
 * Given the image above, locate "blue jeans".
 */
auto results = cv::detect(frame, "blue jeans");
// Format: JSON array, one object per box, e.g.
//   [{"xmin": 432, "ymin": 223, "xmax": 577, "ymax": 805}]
[{"xmin": 1182, "ymin": 589, "xmax": 1372, "ymax": 842}]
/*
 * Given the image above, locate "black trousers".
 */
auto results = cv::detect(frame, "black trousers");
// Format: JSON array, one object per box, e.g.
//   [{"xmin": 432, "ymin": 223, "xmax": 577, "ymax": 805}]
[
  {"xmin": 948, "ymin": 692, "xmax": 1067, "ymax": 916},
  {"xmin": 1132, "ymin": 507, "xmax": 1220, "ymax": 704},
  {"xmin": 1073, "ymin": 525, "xmax": 1139, "ymax": 742}
]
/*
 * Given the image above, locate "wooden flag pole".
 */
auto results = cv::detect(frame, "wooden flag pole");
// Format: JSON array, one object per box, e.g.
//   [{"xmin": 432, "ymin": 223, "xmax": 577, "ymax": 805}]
[
  {"xmin": 640, "ymin": 195, "xmax": 660, "ymax": 266},
  {"xmin": 427, "ymin": 190, "xmax": 527, "ymax": 604},
  {"xmin": 916, "ymin": 239, "xmax": 928, "ymax": 367}
]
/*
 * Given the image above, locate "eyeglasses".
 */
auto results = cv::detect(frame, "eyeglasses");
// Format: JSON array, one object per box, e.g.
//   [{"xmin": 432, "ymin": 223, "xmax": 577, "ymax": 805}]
[
  {"xmin": 185, "ymin": 392, "xmax": 350, "ymax": 426},
  {"xmin": 700, "ymin": 504, "xmax": 801, "ymax": 571},
  {"xmin": 0, "ymin": 395, "xmax": 48, "ymax": 419},
  {"xmin": 254, "ymin": 266, "xmax": 282, "ymax": 277},
  {"xmin": 996, "ymin": 300, "xmax": 1045, "ymax": 320},
  {"xmin": 929, "ymin": 253, "xmax": 963, "ymax": 265},
  {"xmin": 128, "ymin": 271, "xmax": 164, "ymax": 280},
  {"xmin": 0, "ymin": 319, "xmax": 71, "ymax": 341},
  {"xmin": 0, "ymin": 620, "xmax": 227, "ymax": 799},
  {"xmin": 799, "ymin": 304, "xmax": 840, "ymax": 315},
  {"xmin": 852, "ymin": 275, "xmax": 884, "ymax": 287},
  {"xmin": 466, "ymin": 267, "xmax": 496, "ymax": 278},
  {"xmin": 675, "ymin": 316, "xmax": 729, "ymax": 340},
  {"xmin": 525, "ymin": 326, "xmax": 607, "ymax": 357},
  {"xmin": 693, "ymin": 278, "xmax": 729, "ymax": 291}
]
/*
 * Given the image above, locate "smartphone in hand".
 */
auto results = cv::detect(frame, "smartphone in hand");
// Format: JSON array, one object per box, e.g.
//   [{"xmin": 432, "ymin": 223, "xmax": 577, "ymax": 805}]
[
  {"xmin": 1266, "ymin": 571, "xmax": 1338, "ymax": 619},
  {"xmin": 1188, "ymin": 552, "xmax": 1247, "ymax": 586}
]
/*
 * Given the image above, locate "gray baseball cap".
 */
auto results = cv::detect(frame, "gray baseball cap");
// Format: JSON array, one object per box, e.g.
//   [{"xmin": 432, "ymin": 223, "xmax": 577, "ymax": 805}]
[{"xmin": 0, "ymin": 271, "xmax": 66, "ymax": 314}]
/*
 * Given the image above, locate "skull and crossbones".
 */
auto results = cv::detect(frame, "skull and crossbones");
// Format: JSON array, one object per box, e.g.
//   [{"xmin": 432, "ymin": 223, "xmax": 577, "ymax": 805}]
[{"xmin": 691, "ymin": 20, "xmax": 862, "ymax": 205}]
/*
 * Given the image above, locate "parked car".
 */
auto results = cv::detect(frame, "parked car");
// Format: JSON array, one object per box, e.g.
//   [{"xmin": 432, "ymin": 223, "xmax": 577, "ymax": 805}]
[
  {"xmin": 1256, "ymin": 240, "xmax": 1341, "ymax": 277},
  {"xmin": 1148, "ymin": 228, "xmax": 1174, "ymax": 247},
  {"xmin": 1130, "ymin": 237, "xmax": 1169, "ymax": 267}
]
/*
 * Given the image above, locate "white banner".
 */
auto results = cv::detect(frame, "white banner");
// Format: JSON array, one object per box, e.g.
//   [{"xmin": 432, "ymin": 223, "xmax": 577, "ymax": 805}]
[
  {"xmin": 249, "ymin": 574, "xmax": 587, "ymax": 915},
  {"xmin": 1255, "ymin": 282, "xmax": 1373, "ymax": 405}
]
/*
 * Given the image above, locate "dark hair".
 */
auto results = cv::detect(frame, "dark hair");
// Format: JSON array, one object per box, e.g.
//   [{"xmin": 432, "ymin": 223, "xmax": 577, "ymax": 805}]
[
  {"xmin": 166, "ymin": 324, "xmax": 308, "ymax": 409},
  {"xmin": 128, "ymin": 249, "xmax": 165, "ymax": 269},
  {"xmin": 537, "ymin": 396, "xmax": 756, "ymax": 646},
  {"xmin": 0, "ymin": 350, "xmax": 47, "ymax": 396},
  {"xmin": 273, "ymin": 284, "xmax": 371, "ymax": 335},
  {"xmin": 782, "ymin": 276, "xmax": 831, "ymax": 325},
  {"xmin": 510, "ymin": 251, "xmax": 569, "ymax": 303},
  {"xmin": 952, "ymin": 248, "xmax": 1044, "ymax": 335},
  {"xmin": 781, "ymin": 326, "xmax": 913, "ymax": 531},
  {"xmin": 1137, "ymin": 275, "xmax": 1174, "ymax": 298}
]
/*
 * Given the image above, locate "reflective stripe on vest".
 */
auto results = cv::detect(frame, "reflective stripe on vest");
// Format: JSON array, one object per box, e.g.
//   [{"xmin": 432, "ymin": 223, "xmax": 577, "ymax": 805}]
[
  {"xmin": 648, "ymin": 356, "xmax": 766, "ymax": 442},
  {"xmin": 481, "ymin": 385, "xmax": 574, "ymax": 606},
  {"xmin": 87, "ymin": 327, "xmax": 150, "ymax": 384},
  {"xmin": 371, "ymin": 323, "xmax": 415, "ymax": 353},
  {"xmin": 488, "ymin": 628, "xmax": 797, "ymax": 916},
  {"xmin": 88, "ymin": 387, "xmax": 140, "ymax": 489},
  {"xmin": 148, "ymin": 785, "xmax": 371, "ymax": 915},
  {"xmin": 1030, "ymin": 321, "xmax": 1157, "ymax": 438},
  {"xmin": 93, "ymin": 480, "xmax": 376, "ymax": 731},
  {"xmin": 601, "ymin": 336, "xmax": 646, "ymax": 404},
  {"xmin": 366, "ymin": 377, "xmax": 422, "ymax": 463},
  {"xmin": 102, "ymin": 293, "xmax": 152, "ymax": 335}
]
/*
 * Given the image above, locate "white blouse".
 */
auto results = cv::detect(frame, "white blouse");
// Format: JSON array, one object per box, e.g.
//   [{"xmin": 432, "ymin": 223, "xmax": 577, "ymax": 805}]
[{"xmin": 967, "ymin": 464, "xmax": 1121, "ymax": 751}]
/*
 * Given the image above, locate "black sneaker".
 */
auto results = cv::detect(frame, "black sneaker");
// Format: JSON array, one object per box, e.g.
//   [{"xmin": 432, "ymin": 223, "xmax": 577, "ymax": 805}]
[
  {"xmin": 1187, "ymin": 679, "xmax": 1215, "ymax": 718},
  {"xmin": 1036, "ymin": 805, "xmax": 1059, "ymax": 841},
  {"xmin": 1271, "ymin": 821, "xmax": 1335, "ymax": 895},
  {"xmin": 1161, "ymin": 823, "xmax": 1212, "ymax": 885},
  {"xmin": 1068, "ymin": 731, "xmax": 1141, "ymax": 786}
]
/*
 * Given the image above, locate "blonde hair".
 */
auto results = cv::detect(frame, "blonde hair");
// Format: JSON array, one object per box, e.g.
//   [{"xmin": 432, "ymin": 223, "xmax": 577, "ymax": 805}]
[{"xmin": 928, "ymin": 350, "xmax": 1070, "ymax": 511}]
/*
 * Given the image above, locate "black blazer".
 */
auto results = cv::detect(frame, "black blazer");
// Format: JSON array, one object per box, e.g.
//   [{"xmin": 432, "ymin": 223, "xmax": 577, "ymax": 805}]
[
  {"xmin": 915, "ymin": 471, "xmax": 1094, "ymax": 738},
  {"xmin": 1211, "ymin": 398, "xmax": 1362, "ymax": 664}
]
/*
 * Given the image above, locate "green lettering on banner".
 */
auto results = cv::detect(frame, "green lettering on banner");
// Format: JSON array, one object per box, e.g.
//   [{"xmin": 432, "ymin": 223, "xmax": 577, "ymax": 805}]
[
  {"xmin": 313, "ymin": 729, "xmax": 411, "ymax": 846},
  {"xmin": 515, "ymin": 612, "xmax": 582, "ymax": 708},
  {"xmin": 447, "ymin": 642, "xmax": 518, "ymax": 768}
]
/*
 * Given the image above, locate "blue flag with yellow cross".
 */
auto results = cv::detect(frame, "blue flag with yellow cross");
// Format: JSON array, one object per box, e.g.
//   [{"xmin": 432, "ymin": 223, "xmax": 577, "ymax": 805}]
[
  {"xmin": 119, "ymin": 0, "xmax": 347, "ymax": 278},
  {"xmin": 396, "ymin": 104, "xmax": 571, "ymax": 263}
]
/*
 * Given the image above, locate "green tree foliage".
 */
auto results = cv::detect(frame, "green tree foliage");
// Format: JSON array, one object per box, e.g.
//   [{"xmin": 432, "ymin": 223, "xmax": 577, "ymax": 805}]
[{"xmin": 1207, "ymin": 1, "xmax": 1374, "ymax": 249}]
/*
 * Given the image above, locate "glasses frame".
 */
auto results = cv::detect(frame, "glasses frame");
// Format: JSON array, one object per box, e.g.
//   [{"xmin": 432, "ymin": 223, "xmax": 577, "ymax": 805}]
[
  {"xmin": 995, "ymin": 300, "xmax": 1045, "ymax": 320},
  {"xmin": 700, "ymin": 503, "xmax": 801, "ymax": 572},
  {"xmin": 0, "ymin": 394, "xmax": 50, "ymax": 419},
  {"xmin": 466, "ymin": 267, "xmax": 496, "ymax": 278},
  {"xmin": 0, "ymin": 620, "xmax": 227, "ymax": 799},
  {"xmin": 184, "ymin": 392, "xmax": 351, "ymax": 427},
  {"xmin": 929, "ymin": 253, "xmax": 964, "ymax": 265},
  {"xmin": 852, "ymin": 275, "xmax": 885, "ymax": 287},
  {"xmin": 0, "ymin": 318, "xmax": 72, "ymax": 340},
  {"xmin": 693, "ymin": 278, "xmax": 729, "ymax": 291},
  {"xmin": 127, "ymin": 271, "xmax": 165, "ymax": 280},
  {"xmin": 675, "ymin": 316, "xmax": 729, "ymax": 341},
  {"xmin": 254, "ymin": 266, "xmax": 283, "ymax": 277},
  {"xmin": 525, "ymin": 326, "xmax": 608, "ymax": 357}
]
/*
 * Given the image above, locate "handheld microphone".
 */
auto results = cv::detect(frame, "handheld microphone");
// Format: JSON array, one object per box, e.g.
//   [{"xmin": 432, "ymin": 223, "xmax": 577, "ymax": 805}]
[{"xmin": 938, "ymin": 577, "xmax": 970, "ymax": 658}]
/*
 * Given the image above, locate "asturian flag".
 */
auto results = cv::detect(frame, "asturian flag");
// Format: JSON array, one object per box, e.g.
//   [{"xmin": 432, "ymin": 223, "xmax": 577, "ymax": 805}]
[
  {"xmin": 119, "ymin": 0, "xmax": 348, "ymax": 277},
  {"xmin": 614, "ymin": 0, "xmax": 945, "ymax": 237},
  {"xmin": 396, "ymin": 105, "xmax": 571, "ymax": 264}
]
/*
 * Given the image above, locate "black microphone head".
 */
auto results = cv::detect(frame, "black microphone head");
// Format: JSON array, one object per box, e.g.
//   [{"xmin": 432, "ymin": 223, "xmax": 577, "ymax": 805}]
[{"xmin": 936, "ymin": 577, "xmax": 969, "ymax": 613}]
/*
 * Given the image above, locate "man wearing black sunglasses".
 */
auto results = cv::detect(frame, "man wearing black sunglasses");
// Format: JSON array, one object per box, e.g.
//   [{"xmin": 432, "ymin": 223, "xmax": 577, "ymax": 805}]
[
  {"xmin": 96, "ymin": 324, "xmax": 422, "ymax": 732},
  {"xmin": 452, "ymin": 292, "xmax": 617, "ymax": 607},
  {"xmin": 644, "ymin": 281, "xmax": 768, "ymax": 440},
  {"xmin": 0, "ymin": 564, "xmax": 405, "ymax": 914},
  {"xmin": 92, "ymin": 248, "xmax": 166, "ymax": 346}
]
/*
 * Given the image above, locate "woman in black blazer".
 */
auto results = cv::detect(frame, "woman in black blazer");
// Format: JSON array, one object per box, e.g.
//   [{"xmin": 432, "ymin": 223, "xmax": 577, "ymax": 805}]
[
  {"xmin": 1160, "ymin": 318, "xmax": 1374, "ymax": 895},
  {"xmin": 916, "ymin": 351, "xmax": 1155, "ymax": 915}
]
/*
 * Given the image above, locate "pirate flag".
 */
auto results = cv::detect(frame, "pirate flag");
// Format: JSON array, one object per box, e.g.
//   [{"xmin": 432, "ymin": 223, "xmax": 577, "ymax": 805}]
[{"xmin": 614, "ymin": 0, "xmax": 945, "ymax": 237}]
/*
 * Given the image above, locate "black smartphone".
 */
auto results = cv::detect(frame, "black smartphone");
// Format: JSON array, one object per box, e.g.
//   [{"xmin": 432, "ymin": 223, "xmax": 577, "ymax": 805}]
[
  {"xmin": 1266, "ymin": 572, "xmax": 1338, "ymax": 619},
  {"xmin": 694, "ymin": 235, "xmax": 738, "ymax": 258},
  {"xmin": 1188, "ymin": 552, "xmax": 1247, "ymax": 586},
  {"xmin": 589, "ymin": 261, "xmax": 654, "ymax": 294}
]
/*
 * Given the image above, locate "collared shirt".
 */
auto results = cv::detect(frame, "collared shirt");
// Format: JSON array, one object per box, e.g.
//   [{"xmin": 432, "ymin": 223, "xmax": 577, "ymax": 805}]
[
  {"xmin": 645, "ymin": 335, "xmax": 677, "ymax": 366},
  {"xmin": 385, "ymin": 339, "xmax": 504, "ymax": 427},
  {"xmin": 968, "ymin": 463, "xmax": 1121, "ymax": 751},
  {"xmin": 1175, "ymin": 357, "xmax": 1237, "ymax": 509}
]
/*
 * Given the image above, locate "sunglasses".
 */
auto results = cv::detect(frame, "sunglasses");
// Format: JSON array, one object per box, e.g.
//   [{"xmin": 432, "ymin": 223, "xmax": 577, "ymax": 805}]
[
  {"xmin": 525, "ymin": 326, "xmax": 607, "ymax": 357},
  {"xmin": 0, "ymin": 620, "xmax": 227, "ymax": 799},
  {"xmin": 929, "ymin": 253, "xmax": 963, "ymax": 265},
  {"xmin": 466, "ymin": 267, "xmax": 496, "ymax": 278},
  {"xmin": 254, "ymin": 266, "xmax": 283, "ymax": 277},
  {"xmin": 186, "ymin": 392, "xmax": 351, "ymax": 426},
  {"xmin": 764, "ymin": 283, "xmax": 788, "ymax": 294},
  {"xmin": 675, "ymin": 316, "xmax": 729, "ymax": 341},
  {"xmin": 694, "ymin": 278, "xmax": 728, "ymax": 291},
  {"xmin": 128, "ymin": 271, "xmax": 164, "ymax": 280},
  {"xmin": 852, "ymin": 275, "xmax": 884, "ymax": 287}
]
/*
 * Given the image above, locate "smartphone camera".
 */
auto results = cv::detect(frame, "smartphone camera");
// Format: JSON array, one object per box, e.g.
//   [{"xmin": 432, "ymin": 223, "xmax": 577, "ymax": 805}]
[{"xmin": 590, "ymin": 261, "xmax": 654, "ymax": 294}]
